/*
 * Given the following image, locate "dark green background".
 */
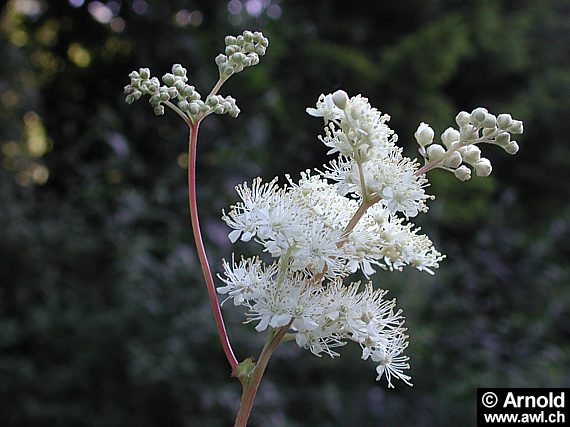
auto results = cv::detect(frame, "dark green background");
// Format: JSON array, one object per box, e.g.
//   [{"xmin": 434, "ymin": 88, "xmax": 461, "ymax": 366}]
[{"xmin": 1, "ymin": 1, "xmax": 569, "ymax": 426}]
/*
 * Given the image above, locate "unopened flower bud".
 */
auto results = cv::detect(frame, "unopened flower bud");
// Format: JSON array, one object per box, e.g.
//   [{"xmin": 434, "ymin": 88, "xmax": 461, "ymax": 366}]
[
  {"xmin": 504, "ymin": 141, "xmax": 519, "ymax": 155},
  {"xmin": 454, "ymin": 165, "xmax": 471, "ymax": 181},
  {"xmin": 207, "ymin": 96, "xmax": 219, "ymax": 106},
  {"xmin": 172, "ymin": 64, "xmax": 186, "ymax": 77},
  {"xmin": 462, "ymin": 145, "xmax": 481, "ymax": 164},
  {"xmin": 426, "ymin": 144, "xmax": 446, "ymax": 160},
  {"xmin": 153, "ymin": 105, "xmax": 165, "ymax": 116},
  {"xmin": 174, "ymin": 80, "xmax": 185, "ymax": 92},
  {"xmin": 483, "ymin": 114, "xmax": 497, "ymax": 128},
  {"xmin": 460, "ymin": 124, "xmax": 478, "ymax": 140},
  {"xmin": 139, "ymin": 68, "xmax": 150, "ymax": 80},
  {"xmin": 332, "ymin": 90, "xmax": 349, "ymax": 110},
  {"xmin": 254, "ymin": 45, "xmax": 266, "ymax": 56},
  {"xmin": 495, "ymin": 132, "xmax": 510, "ymax": 146},
  {"xmin": 441, "ymin": 127, "xmax": 460, "ymax": 148},
  {"xmin": 178, "ymin": 100, "xmax": 189, "ymax": 111},
  {"xmin": 443, "ymin": 151, "xmax": 462, "ymax": 168},
  {"xmin": 470, "ymin": 107, "xmax": 488, "ymax": 124},
  {"xmin": 414, "ymin": 122, "xmax": 435, "ymax": 147},
  {"xmin": 474, "ymin": 158, "xmax": 492, "ymax": 176},
  {"xmin": 189, "ymin": 103, "xmax": 200, "ymax": 115},
  {"xmin": 215, "ymin": 54, "xmax": 227, "ymax": 65},
  {"xmin": 162, "ymin": 73, "xmax": 175, "ymax": 86},
  {"xmin": 182, "ymin": 85, "xmax": 195, "ymax": 97},
  {"xmin": 496, "ymin": 113, "xmax": 513, "ymax": 129},
  {"xmin": 455, "ymin": 111, "xmax": 470, "ymax": 127},
  {"xmin": 509, "ymin": 120, "xmax": 524, "ymax": 134}
]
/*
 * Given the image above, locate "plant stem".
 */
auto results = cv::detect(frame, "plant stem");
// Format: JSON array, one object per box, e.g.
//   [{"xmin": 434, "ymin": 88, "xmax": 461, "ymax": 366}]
[
  {"xmin": 187, "ymin": 123, "xmax": 238, "ymax": 370},
  {"xmin": 233, "ymin": 324, "xmax": 291, "ymax": 427}
]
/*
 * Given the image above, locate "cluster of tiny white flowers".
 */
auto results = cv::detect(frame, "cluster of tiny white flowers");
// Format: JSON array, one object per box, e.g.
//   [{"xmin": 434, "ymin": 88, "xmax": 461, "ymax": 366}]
[
  {"xmin": 219, "ymin": 260, "xmax": 412, "ymax": 387},
  {"xmin": 220, "ymin": 90, "xmax": 504, "ymax": 387},
  {"xmin": 414, "ymin": 107, "xmax": 523, "ymax": 181},
  {"xmin": 309, "ymin": 91, "xmax": 432, "ymax": 218},
  {"xmin": 125, "ymin": 31, "xmax": 524, "ymax": 389}
]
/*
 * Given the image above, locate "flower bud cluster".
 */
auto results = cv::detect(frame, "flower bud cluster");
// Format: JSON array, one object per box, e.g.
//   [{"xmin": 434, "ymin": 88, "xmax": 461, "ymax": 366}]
[
  {"xmin": 124, "ymin": 31, "xmax": 268, "ymax": 123},
  {"xmin": 216, "ymin": 30, "xmax": 268, "ymax": 79},
  {"xmin": 414, "ymin": 107, "xmax": 523, "ymax": 181}
]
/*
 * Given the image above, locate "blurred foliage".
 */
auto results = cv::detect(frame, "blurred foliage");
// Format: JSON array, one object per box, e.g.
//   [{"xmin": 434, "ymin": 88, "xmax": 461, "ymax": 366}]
[{"xmin": 0, "ymin": 0, "xmax": 569, "ymax": 426}]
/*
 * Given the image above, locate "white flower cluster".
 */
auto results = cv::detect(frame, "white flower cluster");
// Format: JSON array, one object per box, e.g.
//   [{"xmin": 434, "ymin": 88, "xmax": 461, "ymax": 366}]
[
  {"xmin": 219, "ymin": 259, "xmax": 412, "ymax": 388},
  {"xmin": 218, "ymin": 91, "xmax": 461, "ymax": 387},
  {"xmin": 414, "ymin": 107, "xmax": 523, "ymax": 181},
  {"xmin": 308, "ymin": 91, "xmax": 432, "ymax": 218}
]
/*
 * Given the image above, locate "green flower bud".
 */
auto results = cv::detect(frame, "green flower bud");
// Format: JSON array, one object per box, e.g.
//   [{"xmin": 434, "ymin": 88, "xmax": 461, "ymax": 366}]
[
  {"xmin": 225, "ymin": 46, "xmax": 236, "ymax": 56},
  {"xmin": 233, "ymin": 52, "xmax": 246, "ymax": 63},
  {"xmin": 167, "ymin": 87, "xmax": 178, "ymax": 98},
  {"xmin": 243, "ymin": 30, "xmax": 254, "ymax": 42},
  {"xmin": 214, "ymin": 105, "xmax": 225, "ymax": 114},
  {"xmin": 172, "ymin": 64, "xmax": 186, "ymax": 77},
  {"xmin": 207, "ymin": 96, "xmax": 220, "ymax": 106},
  {"xmin": 182, "ymin": 85, "xmax": 195, "ymax": 97},
  {"xmin": 139, "ymin": 68, "xmax": 150, "ymax": 80},
  {"xmin": 189, "ymin": 103, "xmax": 200, "ymax": 115},
  {"xmin": 215, "ymin": 54, "xmax": 227, "ymax": 65},
  {"xmin": 225, "ymin": 35, "xmax": 237, "ymax": 45},
  {"xmin": 128, "ymin": 70, "xmax": 140, "ymax": 80},
  {"xmin": 125, "ymin": 93, "xmax": 137, "ymax": 104},
  {"xmin": 160, "ymin": 91, "xmax": 170, "ymax": 102},
  {"xmin": 178, "ymin": 100, "xmax": 189, "ymax": 111},
  {"xmin": 153, "ymin": 105, "xmax": 165, "ymax": 115},
  {"xmin": 162, "ymin": 73, "xmax": 175, "ymax": 86}
]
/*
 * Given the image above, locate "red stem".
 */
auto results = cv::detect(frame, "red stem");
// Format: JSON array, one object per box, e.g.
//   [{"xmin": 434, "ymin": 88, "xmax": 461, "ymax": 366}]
[{"xmin": 188, "ymin": 122, "xmax": 239, "ymax": 370}]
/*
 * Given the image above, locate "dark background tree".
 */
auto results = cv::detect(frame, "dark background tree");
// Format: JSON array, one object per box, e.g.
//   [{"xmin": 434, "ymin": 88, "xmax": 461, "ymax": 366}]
[{"xmin": 1, "ymin": 1, "xmax": 568, "ymax": 426}]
